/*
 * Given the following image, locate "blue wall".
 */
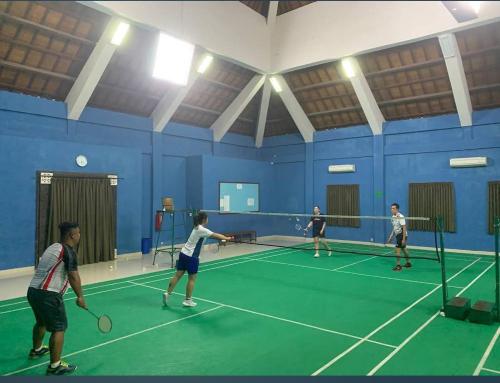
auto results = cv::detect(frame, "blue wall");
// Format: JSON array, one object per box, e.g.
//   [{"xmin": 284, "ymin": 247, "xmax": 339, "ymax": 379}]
[
  {"xmin": 1, "ymin": 89, "xmax": 500, "ymax": 270},
  {"xmin": 0, "ymin": 92, "xmax": 271, "ymax": 270},
  {"xmin": 309, "ymin": 112, "xmax": 500, "ymax": 251}
]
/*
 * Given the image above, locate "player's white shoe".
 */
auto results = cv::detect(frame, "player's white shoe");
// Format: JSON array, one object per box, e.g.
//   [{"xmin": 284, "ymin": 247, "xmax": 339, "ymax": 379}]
[{"xmin": 182, "ymin": 299, "xmax": 198, "ymax": 307}]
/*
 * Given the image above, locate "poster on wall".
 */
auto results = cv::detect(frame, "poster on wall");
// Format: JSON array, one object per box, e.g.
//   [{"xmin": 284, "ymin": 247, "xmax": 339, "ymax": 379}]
[{"xmin": 219, "ymin": 183, "xmax": 259, "ymax": 212}]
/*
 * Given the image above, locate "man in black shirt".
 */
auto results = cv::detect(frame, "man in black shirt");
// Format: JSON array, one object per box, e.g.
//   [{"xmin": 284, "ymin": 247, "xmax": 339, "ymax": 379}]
[{"xmin": 305, "ymin": 206, "xmax": 332, "ymax": 258}]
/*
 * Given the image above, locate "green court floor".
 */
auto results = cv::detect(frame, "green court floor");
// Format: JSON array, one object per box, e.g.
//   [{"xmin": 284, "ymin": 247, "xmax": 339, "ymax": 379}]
[{"xmin": 1, "ymin": 243, "xmax": 499, "ymax": 376}]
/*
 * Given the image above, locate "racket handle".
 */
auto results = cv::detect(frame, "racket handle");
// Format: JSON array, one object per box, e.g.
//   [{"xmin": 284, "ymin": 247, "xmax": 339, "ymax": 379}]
[{"xmin": 85, "ymin": 308, "xmax": 99, "ymax": 320}]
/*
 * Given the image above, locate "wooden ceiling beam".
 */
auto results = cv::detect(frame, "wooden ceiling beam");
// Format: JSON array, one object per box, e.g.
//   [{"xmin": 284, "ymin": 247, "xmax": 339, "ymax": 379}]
[
  {"xmin": 378, "ymin": 90, "xmax": 453, "ymax": 106},
  {"xmin": 197, "ymin": 77, "xmax": 242, "ymax": 93},
  {"xmin": 0, "ymin": 59, "xmax": 74, "ymax": 80},
  {"xmin": 364, "ymin": 58, "xmax": 445, "ymax": 78},
  {"xmin": 307, "ymin": 105, "xmax": 362, "ymax": 117},
  {"xmin": 291, "ymin": 78, "xmax": 350, "ymax": 92},
  {"xmin": 461, "ymin": 44, "xmax": 500, "ymax": 58},
  {"xmin": 0, "ymin": 35, "xmax": 87, "ymax": 63},
  {"xmin": 368, "ymin": 75, "xmax": 450, "ymax": 92},
  {"xmin": 0, "ymin": 12, "xmax": 95, "ymax": 46},
  {"xmin": 179, "ymin": 103, "xmax": 255, "ymax": 124},
  {"xmin": 470, "ymin": 83, "xmax": 500, "ymax": 92}
]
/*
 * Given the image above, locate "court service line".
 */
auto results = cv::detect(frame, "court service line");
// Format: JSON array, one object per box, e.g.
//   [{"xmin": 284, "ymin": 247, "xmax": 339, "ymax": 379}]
[
  {"xmin": 310, "ymin": 257, "xmax": 481, "ymax": 376},
  {"xmin": 368, "ymin": 262, "xmax": 496, "ymax": 376},
  {"xmin": 0, "ymin": 246, "xmax": 302, "ymax": 309},
  {"xmin": 3, "ymin": 305, "xmax": 224, "ymax": 376},
  {"xmin": 0, "ymin": 248, "xmax": 301, "ymax": 315},
  {"xmin": 128, "ymin": 281, "xmax": 397, "ymax": 349},
  {"xmin": 473, "ymin": 326, "xmax": 500, "ymax": 376},
  {"xmin": 255, "ymin": 259, "xmax": 465, "ymax": 289},
  {"xmin": 328, "ymin": 256, "xmax": 378, "ymax": 271}
]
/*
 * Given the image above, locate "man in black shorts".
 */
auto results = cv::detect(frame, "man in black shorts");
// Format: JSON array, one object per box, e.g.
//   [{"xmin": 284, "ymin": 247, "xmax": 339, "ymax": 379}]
[
  {"xmin": 27, "ymin": 222, "xmax": 86, "ymax": 375},
  {"xmin": 305, "ymin": 206, "xmax": 332, "ymax": 258},
  {"xmin": 386, "ymin": 203, "xmax": 411, "ymax": 271}
]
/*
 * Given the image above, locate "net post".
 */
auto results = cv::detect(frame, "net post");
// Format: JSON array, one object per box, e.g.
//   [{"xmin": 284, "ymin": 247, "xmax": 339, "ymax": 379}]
[
  {"xmin": 495, "ymin": 216, "xmax": 499, "ymax": 322},
  {"xmin": 438, "ymin": 215, "xmax": 448, "ymax": 312}
]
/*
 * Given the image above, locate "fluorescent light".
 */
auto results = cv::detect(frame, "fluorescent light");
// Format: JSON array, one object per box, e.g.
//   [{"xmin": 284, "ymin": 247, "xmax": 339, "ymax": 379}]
[
  {"xmin": 468, "ymin": 1, "xmax": 481, "ymax": 14},
  {"xmin": 341, "ymin": 58, "xmax": 356, "ymax": 79},
  {"xmin": 153, "ymin": 33, "xmax": 195, "ymax": 86},
  {"xmin": 111, "ymin": 22, "xmax": 129, "ymax": 46},
  {"xmin": 197, "ymin": 54, "xmax": 213, "ymax": 74},
  {"xmin": 269, "ymin": 76, "xmax": 282, "ymax": 93}
]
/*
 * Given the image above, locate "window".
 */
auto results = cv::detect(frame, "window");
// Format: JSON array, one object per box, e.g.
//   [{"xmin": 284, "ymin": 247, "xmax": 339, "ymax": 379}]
[
  {"xmin": 408, "ymin": 182, "xmax": 455, "ymax": 232},
  {"xmin": 326, "ymin": 184, "xmax": 360, "ymax": 227}
]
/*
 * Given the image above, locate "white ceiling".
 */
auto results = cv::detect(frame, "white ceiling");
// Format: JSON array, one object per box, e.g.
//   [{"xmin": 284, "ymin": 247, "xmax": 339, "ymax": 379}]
[{"xmin": 90, "ymin": 1, "xmax": 500, "ymax": 74}]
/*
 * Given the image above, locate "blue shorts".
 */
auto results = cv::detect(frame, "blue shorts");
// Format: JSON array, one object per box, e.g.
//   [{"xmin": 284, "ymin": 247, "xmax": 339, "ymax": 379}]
[{"xmin": 176, "ymin": 252, "xmax": 199, "ymax": 274}]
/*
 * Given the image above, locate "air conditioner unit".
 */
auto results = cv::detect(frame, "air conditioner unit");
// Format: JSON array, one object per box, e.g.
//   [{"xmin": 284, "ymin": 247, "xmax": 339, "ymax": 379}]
[
  {"xmin": 449, "ymin": 157, "xmax": 488, "ymax": 168},
  {"xmin": 328, "ymin": 164, "xmax": 356, "ymax": 173}
]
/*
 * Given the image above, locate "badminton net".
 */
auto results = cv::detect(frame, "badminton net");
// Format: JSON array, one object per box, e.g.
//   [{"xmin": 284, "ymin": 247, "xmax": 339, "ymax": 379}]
[{"xmin": 199, "ymin": 209, "xmax": 441, "ymax": 261}]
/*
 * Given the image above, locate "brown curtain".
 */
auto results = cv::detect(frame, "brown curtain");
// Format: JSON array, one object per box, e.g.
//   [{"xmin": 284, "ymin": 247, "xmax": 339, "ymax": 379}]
[
  {"xmin": 489, "ymin": 181, "xmax": 500, "ymax": 235},
  {"xmin": 408, "ymin": 182, "xmax": 455, "ymax": 233},
  {"xmin": 47, "ymin": 177, "xmax": 116, "ymax": 265},
  {"xmin": 326, "ymin": 184, "xmax": 360, "ymax": 227}
]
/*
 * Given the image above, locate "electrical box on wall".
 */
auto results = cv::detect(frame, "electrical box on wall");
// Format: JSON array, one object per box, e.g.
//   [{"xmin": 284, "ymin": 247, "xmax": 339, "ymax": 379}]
[{"xmin": 449, "ymin": 157, "xmax": 488, "ymax": 168}]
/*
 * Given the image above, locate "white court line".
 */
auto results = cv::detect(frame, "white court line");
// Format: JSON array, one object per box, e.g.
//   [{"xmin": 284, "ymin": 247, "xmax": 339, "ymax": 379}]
[
  {"xmin": 368, "ymin": 262, "xmax": 496, "ymax": 376},
  {"xmin": 0, "ymin": 246, "xmax": 298, "ymax": 309},
  {"xmin": 310, "ymin": 257, "xmax": 481, "ymax": 376},
  {"xmin": 3, "ymin": 305, "xmax": 224, "ymax": 376},
  {"xmin": 129, "ymin": 281, "xmax": 397, "ymax": 349},
  {"xmin": 446, "ymin": 257, "xmax": 493, "ymax": 264},
  {"xmin": 67, "ymin": 246, "xmax": 298, "ymax": 294},
  {"xmin": 0, "ymin": 245, "xmax": 484, "ymax": 309},
  {"xmin": 482, "ymin": 368, "xmax": 500, "ymax": 375},
  {"xmin": 335, "ymin": 270, "xmax": 465, "ymax": 290},
  {"xmin": 474, "ymin": 326, "xmax": 500, "ymax": 376},
  {"xmin": 0, "ymin": 247, "xmax": 300, "ymax": 315},
  {"xmin": 0, "ymin": 285, "xmax": 139, "ymax": 315},
  {"xmin": 330, "ymin": 256, "xmax": 378, "ymax": 271},
  {"xmin": 256, "ymin": 258, "xmax": 465, "ymax": 289}
]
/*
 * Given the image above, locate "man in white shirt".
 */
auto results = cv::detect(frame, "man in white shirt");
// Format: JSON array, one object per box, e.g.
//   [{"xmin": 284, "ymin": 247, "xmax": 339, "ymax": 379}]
[
  {"xmin": 387, "ymin": 203, "xmax": 411, "ymax": 272},
  {"xmin": 162, "ymin": 212, "xmax": 232, "ymax": 307}
]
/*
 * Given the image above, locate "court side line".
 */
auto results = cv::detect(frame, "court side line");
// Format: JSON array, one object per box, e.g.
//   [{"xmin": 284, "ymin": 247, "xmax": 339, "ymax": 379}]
[
  {"xmin": 0, "ymin": 248, "xmax": 300, "ymax": 315},
  {"xmin": 473, "ymin": 326, "xmax": 500, "ymax": 376},
  {"xmin": 3, "ymin": 305, "xmax": 224, "ymax": 376},
  {"xmin": 482, "ymin": 368, "xmax": 500, "ymax": 375},
  {"xmin": 128, "ymin": 281, "xmax": 397, "ymax": 349},
  {"xmin": 0, "ymin": 246, "xmax": 299, "ymax": 309},
  {"xmin": 310, "ymin": 258, "xmax": 480, "ymax": 376},
  {"xmin": 256, "ymin": 259, "xmax": 465, "ymax": 289},
  {"xmin": 368, "ymin": 262, "xmax": 496, "ymax": 376}
]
